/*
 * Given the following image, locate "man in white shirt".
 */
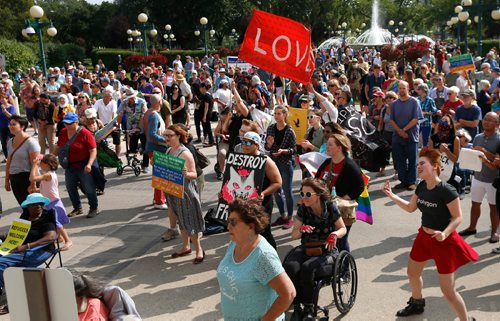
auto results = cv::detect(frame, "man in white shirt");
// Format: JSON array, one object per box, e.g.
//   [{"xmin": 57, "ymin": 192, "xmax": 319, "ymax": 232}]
[
  {"xmin": 213, "ymin": 79, "xmax": 231, "ymax": 113},
  {"xmin": 94, "ymin": 89, "xmax": 120, "ymax": 156}
]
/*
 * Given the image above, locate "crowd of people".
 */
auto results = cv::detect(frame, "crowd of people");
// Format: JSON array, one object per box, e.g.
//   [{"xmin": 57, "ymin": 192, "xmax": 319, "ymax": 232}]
[{"xmin": 0, "ymin": 40, "xmax": 499, "ymax": 320}]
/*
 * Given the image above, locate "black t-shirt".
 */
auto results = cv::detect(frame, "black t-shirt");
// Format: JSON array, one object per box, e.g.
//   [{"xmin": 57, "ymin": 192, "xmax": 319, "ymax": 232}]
[
  {"xmin": 200, "ymin": 92, "xmax": 213, "ymax": 115},
  {"xmin": 416, "ymin": 181, "xmax": 458, "ymax": 231},
  {"xmin": 274, "ymin": 125, "xmax": 286, "ymax": 149},
  {"xmin": 21, "ymin": 209, "xmax": 56, "ymax": 251},
  {"xmin": 296, "ymin": 202, "xmax": 340, "ymax": 244}
]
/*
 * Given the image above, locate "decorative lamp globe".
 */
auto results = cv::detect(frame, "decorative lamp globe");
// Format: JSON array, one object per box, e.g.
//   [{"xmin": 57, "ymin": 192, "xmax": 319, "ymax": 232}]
[
  {"xmin": 458, "ymin": 11, "xmax": 469, "ymax": 22},
  {"xmin": 21, "ymin": 29, "xmax": 28, "ymax": 38},
  {"xmin": 170, "ymin": 34, "xmax": 175, "ymax": 39},
  {"xmin": 25, "ymin": 26, "xmax": 36, "ymax": 35},
  {"xmin": 389, "ymin": 20, "xmax": 394, "ymax": 26},
  {"xmin": 30, "ymin": 5, "xmax": 44, "ymax": 19},
  {"xmin": 209, "ymin": 29, "xmax": 215, "ymax": 36},
  {"xmin": 492, "ymin": 9, "xmax": 500, "ymax": 20},
  {"xmin": 451, "ymin": 17, "xmax": 459, "ymax": 24},
  {"xmin": 463, "ymin": 0, "xmax": 472, "ymax": 6},
  {"xmin": 231, "ymin": 29, "xmax": 236, "ymax": 33},
  {"xmin": 200, "ymin": 17, "xmax": 208, "ymax": 25},
  {"xmin": 138, "ymin": 13, "xmax": 148, "ymax": 23},
  {"xmin": 341, "ymin": 22, "xmax": 347, "ymax": 28},
  {"xmin": 454, "ymin": 5, "xmax": 463, "ymax": 13},
  {"xmin": 150, "ymin": 29, "xmax": 158, "ymax": 37},
  {"xmin": 47, "ymin": 27, "xmax": 57, "ymax": 37},
  {"xmin": 194, "ymin": 30, "xmax": 200, "ymax": 36},
  {"xmin": 128, "ymin": 37, "xmax": 133, "ymax": 42},
  {"xmin": 467, "ymin": 19, "xmax": 471, "ymax": 25},
  {"xmin": 165, "ymin": 24, "xmax": 171, "ymax": 31},
  {"xmin": 399, "ymin": 21, "xmax": 403, "ymax": 26}
]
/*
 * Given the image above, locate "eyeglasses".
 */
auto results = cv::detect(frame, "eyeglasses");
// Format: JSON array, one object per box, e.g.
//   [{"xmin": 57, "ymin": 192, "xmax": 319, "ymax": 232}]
[
  {"xmin": 78, "ymin": 96, "xmax": 85, "ymax": 99},
  {"xmin": 173, "ymin": 87, "xmax": 179, "ymax": 90},
  {"xmin": 228, "ymin": 218, "xmax": 240, "ymax": 227},
  {"xmin": 328, "ymin": 85, "xmax": 336, "ymax": 88},
  {"xmin": 300, "ymin": 191, "xmax": 317, "ymax": 198},
  {"xmin": 164, "ymin": 133, "xmax": 177, "ymax": 138},
  {"xmin": 240, "ymin": 140, "xmax": 255, "ymax": 146},
  {"xmin": 307, "ymin": 116, "xmax": 318, "ymax": 120}
]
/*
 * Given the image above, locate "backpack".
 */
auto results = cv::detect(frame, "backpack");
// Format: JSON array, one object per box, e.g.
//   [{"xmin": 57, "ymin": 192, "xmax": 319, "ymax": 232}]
[{"xmin": 58, "ymin": 126, "xmax": 83, "ymax": 169}]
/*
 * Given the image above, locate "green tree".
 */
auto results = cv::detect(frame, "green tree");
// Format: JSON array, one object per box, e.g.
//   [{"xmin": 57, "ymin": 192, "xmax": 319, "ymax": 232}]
[
  {"xmin": 0, "ymin": 0, "xmax": 34, "ymax": 40},
  {"xmin": 0, "ymin": 38, "xmax": 39, "ymax": 74}
]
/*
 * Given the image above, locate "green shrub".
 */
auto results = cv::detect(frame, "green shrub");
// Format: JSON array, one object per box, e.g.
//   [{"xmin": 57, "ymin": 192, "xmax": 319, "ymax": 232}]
[
  {"xmin": 46, "ymin": 43, "xmax": 86, "ymax": 66},
  {"xmin": 0, "ymin": 38, "xmax": 38, "ymax": 74},
  {"xmin": 465, "ymin": 39, "xmax": 498, "ymax": 56}
]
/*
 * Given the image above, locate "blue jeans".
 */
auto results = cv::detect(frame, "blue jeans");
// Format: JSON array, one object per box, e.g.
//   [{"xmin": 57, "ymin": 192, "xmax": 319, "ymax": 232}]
[
  {"xmin": 392, "ymin": 141, "xmax": 418, "ymax": 185},
  {"xmin": 65, "ymin": 166, "xmax": 98, "ymax": 210},
  {"xmin": 274, "ymin": 161, "xmax": 295, "ymax": 218},
  {"xmin": 0, "ymin": 249, "xmax": 53, "ymax": 288},
  {"xmin": 419, "ymin": 125, "xmax": 432, "ymax": 148}
]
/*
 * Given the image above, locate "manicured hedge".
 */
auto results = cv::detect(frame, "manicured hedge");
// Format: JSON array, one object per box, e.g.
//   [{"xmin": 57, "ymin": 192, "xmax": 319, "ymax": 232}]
[{"xmin": 0, "ymin": 38, "xmax": 38, "ymax": 74}]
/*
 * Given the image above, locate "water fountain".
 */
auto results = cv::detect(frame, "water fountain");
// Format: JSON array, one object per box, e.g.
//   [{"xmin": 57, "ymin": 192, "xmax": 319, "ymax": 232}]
[
  {"xmin": 352, "ymin": 0, "xmax": 396, "ymax": 47},
  {"xmin": 318, "ymin": 0, "xmax": 396, "ymax": 50}
]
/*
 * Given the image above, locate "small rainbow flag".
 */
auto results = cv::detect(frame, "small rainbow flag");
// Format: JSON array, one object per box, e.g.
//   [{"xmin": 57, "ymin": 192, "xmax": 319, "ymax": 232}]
[{"xmin": 356, "ymin": 173, "xmax": 373, "ymax": 225}]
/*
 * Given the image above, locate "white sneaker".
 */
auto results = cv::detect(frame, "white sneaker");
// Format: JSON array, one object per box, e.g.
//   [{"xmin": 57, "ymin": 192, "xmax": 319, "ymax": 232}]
[
  {"xmin": 154, "ymin": 203, "xmax": 168, "ymax": 210},
  {"xmin": 492, "ymin": 247, "xmax": 500, "ymax": 254}
]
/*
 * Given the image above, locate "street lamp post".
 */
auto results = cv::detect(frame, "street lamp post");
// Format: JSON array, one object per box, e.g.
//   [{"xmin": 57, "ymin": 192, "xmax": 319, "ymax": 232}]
[
  {"xmin": 164, "ymin": 24, "xmax": 173, "ymax": 49},
  {"xmin": 455, "ymin": 0, "xmax": 500, "ymax": 56},
  {"xmin": 341, "ymin": 22, "xmax": 348, "ymax": 47},
  {"xmin": 135, "ymin": 13, "xmax": 157, "ymax": 58},
  {"xmin": 230, "ymin": 29, "xmax": 239, "ymax": 49},
  {"xmin": 22, "ymin": 5, "xmax": 57, "ymax": 78},
  {"xmin": 195, "ymin": 17, "xmax": 209, "ymax": 56}
]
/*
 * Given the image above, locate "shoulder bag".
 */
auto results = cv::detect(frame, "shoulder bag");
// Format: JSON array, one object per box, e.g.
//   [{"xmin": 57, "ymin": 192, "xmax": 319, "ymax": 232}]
[{"xmin": 58, "ymin": 126, "xmax": 83, "ymax": 169}]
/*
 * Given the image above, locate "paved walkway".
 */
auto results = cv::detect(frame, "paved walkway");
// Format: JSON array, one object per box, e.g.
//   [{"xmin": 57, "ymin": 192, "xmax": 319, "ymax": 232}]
[{"xmin": 0, "ymin": 127, "xmax": 498, "ymax": 320}]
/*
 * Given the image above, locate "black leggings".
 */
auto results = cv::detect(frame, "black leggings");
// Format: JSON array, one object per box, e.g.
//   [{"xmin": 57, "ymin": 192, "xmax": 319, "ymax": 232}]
[
  {"xmin": 9, "ymin": 172, "xmax": 31, "ymax": 206},
  {"xmin": 129, "ymin": 133, "xmax": 149, "ymax": 168},
  {"xmin": 261, "ymin": 197, "xmax": 277, "ymax": 249},
  {"xmin": 283, "ymin": 247, "xmax": 335, "ymax": 304}
]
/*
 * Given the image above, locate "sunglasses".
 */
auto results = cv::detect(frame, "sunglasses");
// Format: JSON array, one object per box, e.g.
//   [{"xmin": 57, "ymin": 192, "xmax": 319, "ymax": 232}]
[
  {"xmin": 164, "ymin": 133, "xmax": 177, "ymax": 138},
  {"xmin": 173, "ymin": 87, "xmax": 179, "ymax": 90},
  {"xmin": 240, "ymin": 140, "xmax": 255, "ymax": 146},
  {"xmin": 78, "ymin": 96, "xmax": 85, "ymax": 99},
  {"xmin": 228, "ymin": 218, "xmax": 239, "ymax": 227},
  {"xmin": 300, "ymin": 191, "xmax": 317, "ymax": 198},
  {"xmin": 307, "ymin": 116, "xmax": 317, "ymax": 119}
]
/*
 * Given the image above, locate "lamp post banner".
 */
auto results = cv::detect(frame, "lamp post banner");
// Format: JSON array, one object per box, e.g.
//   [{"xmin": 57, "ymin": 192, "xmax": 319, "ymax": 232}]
[{"xmin": 239, "ymin": 9, "xmax": 315, "ymax": 84}]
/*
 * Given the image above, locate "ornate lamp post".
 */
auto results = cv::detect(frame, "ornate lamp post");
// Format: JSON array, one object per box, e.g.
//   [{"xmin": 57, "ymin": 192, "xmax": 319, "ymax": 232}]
[
  {"xmin": 135, "ymin": 13, "xmax": 157, "ymax": 58},
  {"xmin": 340, "ymin": 22, "xmax": 348, "ymax": 47},
  {"xmin": 194, "ymin": 17, "xmax": 209, "ymax": 56},
  {"xmin": 164, "ymin": 24, "xmax": 174, "ymax": 49},
  {"xmin": 22, "ymin": 5, "xmax": 57, "ymax": 77},
  {"xmin": 456, "ymin": 0, "xmax": 500, "ymax": 56}
]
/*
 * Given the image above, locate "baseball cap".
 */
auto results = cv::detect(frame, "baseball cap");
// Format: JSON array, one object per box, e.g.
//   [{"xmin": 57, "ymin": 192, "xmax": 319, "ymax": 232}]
[
  {"xmin": 461, "ymin": 89, "xmax": 475, "ymax": 97},
  {"xmin": 219, "ymin": 68, "xmax": 226, "ymax": 73},
  {"xmin": 492, "ymin": 67, "xmax": 500, "ymax": 73},
  {"xmin": 83, "ymin": 79, "xmax": 91, "ymax": 84},
  {"xmin": 242, "ymin": 132, "xmax": 262, "ymax": 145},
  {"xmin": 220, "ymin": 79, "xmax": 229, "ymax": 85},
  {"xmin": 373, "ymin": 91, "xmax": 385, "ymax": 98},
  {"xmin": 62, "ymin": 112, "xmax": 79, "ymax": 124},
  {"xmin": 100, "ymin": 77, "xmax": 110, "ymax": 83}
]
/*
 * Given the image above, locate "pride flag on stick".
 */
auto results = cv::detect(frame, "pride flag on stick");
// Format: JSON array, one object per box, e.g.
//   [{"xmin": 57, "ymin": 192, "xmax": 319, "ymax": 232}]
[{"xmin": 356, "ymin": 173, "xmax": 373, "ymax": 225}]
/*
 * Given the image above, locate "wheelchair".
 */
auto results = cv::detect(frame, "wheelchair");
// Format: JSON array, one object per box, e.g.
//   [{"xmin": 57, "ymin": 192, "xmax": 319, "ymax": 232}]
[{"xmin": 283, "ymin": 247, "xmax": 358, "ymax": 320}]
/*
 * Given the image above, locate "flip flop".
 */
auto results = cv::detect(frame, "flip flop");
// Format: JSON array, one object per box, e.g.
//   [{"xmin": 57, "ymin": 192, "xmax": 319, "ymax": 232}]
[{"xmin": 458, "ymin": 229, "xmax": 477, "ymax": 237}]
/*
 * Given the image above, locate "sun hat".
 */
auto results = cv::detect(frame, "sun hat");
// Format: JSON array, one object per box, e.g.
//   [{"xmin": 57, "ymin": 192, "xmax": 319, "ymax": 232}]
[
  {"xmin": 122, "ymin": 87, "xmax": 138, "ymax": 100},
  {"xmin": 251, "ymin": 75, "xmax": 261, "ymax": 85},
  {"xmin": 219, "ymin": 68, "xmax": 226, "ymax": 73},
  {"xmin": 175, "ymin": 73, "xmax": 186, "ymax": 81},
  {"xmin": 85, "ymin": 108, "xmax": 97, "ymax": 119},
  {"xmin": 83, "ymin": 79, "xmax": 91, "ymax": 84},
  {"xmin": 242, "ymin": 132, "xmax": 262, "ymax": 145},
  {"xmin": 299, "ymin": 94, "xmax": 312, "ymax": 102},
  {"xmin": 100, "ymin": 77, "xmax": 110, "ymax": 83},
  {"xmin": 62, "ymin": 112, "xmax": 79, "ymax": 124},
  {"xmin": 461, "ymin": 89, "xmax": 475, "ymax": 97},
  {"xmin": 21, "ymin": 193, "xmax": 50, "ymax": 208},
  {"xmin": 220, "ymin": 79, "xmax": 229, "ymax": 85}
]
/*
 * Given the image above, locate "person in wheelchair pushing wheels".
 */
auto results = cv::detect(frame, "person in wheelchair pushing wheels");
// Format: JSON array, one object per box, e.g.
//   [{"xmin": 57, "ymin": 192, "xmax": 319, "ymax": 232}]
[{"xmin": 283, "ymin": 178, "xmax": 347, "ymax": 321}]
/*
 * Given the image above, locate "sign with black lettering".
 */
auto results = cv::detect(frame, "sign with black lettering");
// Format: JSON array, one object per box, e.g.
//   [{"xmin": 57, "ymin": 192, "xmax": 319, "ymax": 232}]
[{"xmin": 214, "ymin": 152, "xmax": 267, "ymax": 222}]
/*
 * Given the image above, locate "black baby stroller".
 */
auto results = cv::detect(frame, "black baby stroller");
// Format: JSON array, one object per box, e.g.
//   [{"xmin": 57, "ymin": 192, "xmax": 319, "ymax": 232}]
[{"xmin": 117, "ymin": 129, "xmax": 142, "ymax": 176}]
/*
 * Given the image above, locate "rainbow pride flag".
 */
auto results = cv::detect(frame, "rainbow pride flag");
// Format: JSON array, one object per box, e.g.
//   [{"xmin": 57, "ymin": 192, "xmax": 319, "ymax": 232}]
[{"xmin": 356, "ymin": 173, "xmax": 373, "ymax": 225}]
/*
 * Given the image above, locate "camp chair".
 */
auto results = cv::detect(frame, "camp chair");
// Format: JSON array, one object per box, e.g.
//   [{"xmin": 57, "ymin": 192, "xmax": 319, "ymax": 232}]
[
  {"xmin": 102, "ymin": 285, "xmax": 142, "ymax": 321},
  {"xmin": 22, "ymin": 208, "xmax": 63, "ymax": 268}
]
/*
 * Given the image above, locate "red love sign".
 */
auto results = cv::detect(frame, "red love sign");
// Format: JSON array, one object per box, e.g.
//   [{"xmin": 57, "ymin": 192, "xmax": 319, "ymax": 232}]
[{"xmin": 239, "ymin": 9, "xmax": 315, "ymax": 85}]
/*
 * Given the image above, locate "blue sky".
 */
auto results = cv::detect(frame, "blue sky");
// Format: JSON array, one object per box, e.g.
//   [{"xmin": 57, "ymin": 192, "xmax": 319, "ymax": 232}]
[{"xmin": 85, "ymin": 0, "xmax": 109, "ymax": 4}]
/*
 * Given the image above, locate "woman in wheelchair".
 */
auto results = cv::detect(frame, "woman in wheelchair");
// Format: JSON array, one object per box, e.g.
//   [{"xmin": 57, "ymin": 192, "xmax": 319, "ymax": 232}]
[
  {"xmin": 283, "ymin": 178, "xmax": 347, "ymax": 321},
  {"xmin": 0, "ymin": 193, "xmax": 56, "ymax": 314}
]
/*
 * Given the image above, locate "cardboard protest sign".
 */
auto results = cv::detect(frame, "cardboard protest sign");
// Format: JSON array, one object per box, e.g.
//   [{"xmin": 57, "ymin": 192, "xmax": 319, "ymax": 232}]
[
  {"xmin": 0, "ymin": 219, "xmax": 31, "ymax": 256},
  {"xmin": 457, "ymin": 148, "xmax": 484, "ymax": 172},
  {"xmin": 94, "ymin": 115, "xmax": 119, "ymax": 142},
  {"xmin": 214, "ymin": 152, "xmax": 267, "ymax": 222},
  {"xmin": 227, "ymin": 56, "xmax": 253, "ymax": 72},
  {"xmin": 288, "ymin": 108, "xmax": 308, "ymax": 144},
  {"xmin": 337, "ymin": 105, "xmax": 390, "ymax": 172},
  {"xmin": 239, "ymin": 9, "xmax": 315, "ymax": 84},
  {"xmin": 251, "ymin": 107, "xmax": 274, "ymax": 136},
  {"xmin": 449, "ymin": 54, "xmax": 475, "ymax": 73},
  {"xmin": 152, "ymin": 151, "xmax": 185, "ymax": 198}
]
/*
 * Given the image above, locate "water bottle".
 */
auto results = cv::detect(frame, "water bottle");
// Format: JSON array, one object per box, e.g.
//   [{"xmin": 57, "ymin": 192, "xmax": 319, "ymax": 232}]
[{"xmin": 331, "ymin": 186, "xmax": 337, "ymax": 198}]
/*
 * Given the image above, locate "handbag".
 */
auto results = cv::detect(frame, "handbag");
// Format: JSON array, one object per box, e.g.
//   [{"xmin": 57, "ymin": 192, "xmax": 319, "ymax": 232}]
[
  {"xmin": 302, "ymin": 241, "xmax": 324, "ymax": 257},
  {"xmin": 196, "ymin": 149, "xmax": 210, "ymax": 169},
  {"xmin": 58, "ymin": 126, "xmax": 83, "ymax": 169},
  {"xmin": 333, "ymin": 197, "xmax": 358, "ymax": 225}
]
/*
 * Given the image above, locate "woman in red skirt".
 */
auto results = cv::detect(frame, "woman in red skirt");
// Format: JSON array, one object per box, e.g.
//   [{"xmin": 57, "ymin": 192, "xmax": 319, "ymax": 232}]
[{"xmin": 382, "ymin": 148, "xmax": 478, "ymax": 321}]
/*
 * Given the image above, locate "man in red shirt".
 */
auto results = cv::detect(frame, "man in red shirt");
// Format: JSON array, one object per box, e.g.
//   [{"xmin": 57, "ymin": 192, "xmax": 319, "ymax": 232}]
[{"xmin": 54, "ymin": 112, "xmax": 99, "ymax": 218}]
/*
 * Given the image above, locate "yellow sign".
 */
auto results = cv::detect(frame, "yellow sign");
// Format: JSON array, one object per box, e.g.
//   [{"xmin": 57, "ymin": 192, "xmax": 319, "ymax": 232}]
[
  {"xmin": 288, "ymin": 108, "xmax": 308, "ymax": 144},
  {"xmin": 0, "ymin": 219, "xmax": 31, "ymax": 256}
]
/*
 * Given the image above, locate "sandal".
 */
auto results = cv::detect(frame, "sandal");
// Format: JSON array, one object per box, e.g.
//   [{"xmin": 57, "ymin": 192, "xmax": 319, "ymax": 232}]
[
  {"xmin": 0, "ymin": 304, "xmax": 9, "ymax": 315},
  {"xmin": 489, "ymin": 233, "xmax": 499, "ymax": 244},
  {"xmin": 171, "ymin": 249, "xmax": 192, "ymax": 258},
  {"xmin": 193, "ymin": 251, "xmax": 206, "ymax": 264}
]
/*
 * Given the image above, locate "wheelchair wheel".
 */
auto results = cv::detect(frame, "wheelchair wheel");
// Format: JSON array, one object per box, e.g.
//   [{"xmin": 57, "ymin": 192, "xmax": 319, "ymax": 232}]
[
  {"xmin": 133, "ymin": 166, "xmax": 141, "ymax": 176},
  {"xmin": 116, "ymin": 166, "xmax": 123, "ymax": 176},
  {"xmin": 332, "ymin": 251, "xmax": 357, "ymax": 314}
]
